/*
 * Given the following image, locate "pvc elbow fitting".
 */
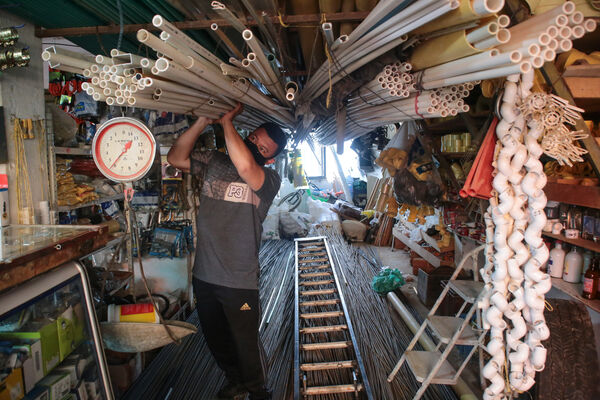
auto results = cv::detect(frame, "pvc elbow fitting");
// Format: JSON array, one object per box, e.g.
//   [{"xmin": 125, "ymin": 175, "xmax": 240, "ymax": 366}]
[
  {"xmin": 503, "ymin": 81, "xmax": 518, "ymax": 103},
  {"xmin": 496, "ymin": 119, "xmax": 511, "ymax": 136},
  {"xmin": 492, "ymin": 173, "xmax": 509, "ymax": 193},
  {"xmin": 532, "ymin": 321, "xmax": 550, "ymax": 341},
  {"xmin": 524, "ymin": 287, "xmax": 545, "ymax": 310},
  {"xmin": 497, "ymin": 155, "xmax": 514, "ymax": 179},
  {"xmin": 521, "ymin": 173, "xmax": 539, "ymax": 197},
  {"xmin": 509, "ymin": 343, "xmax": 530, "ymax": 364},
  {"xmin": 508, "ymin": 316, "xmax": 528, "ymax": 345},
  {"xmin": 487, "ymin": 374, "xmax": 507, "ymax": 396},
  {"xmin": 485, "ymin": 306, "xmax": 507, "ymax": 329},
  {"xmin": 533, "ymin": 275, "xmax": 552, "ymax": 295},
  {"xmin": 533, "ymin": 243, "xmax": 549, "ymax": 265},
  {"xmin": 509, "ymin": 287, "xmax": 526, "ymax": 311},
  {"xmin": 507, "ymin": 260, "xmax": 525, "ymax": 285},
  {"xmin": 531, "ymin": 345, "xmax": 547, "ymax": 371},
  {"xmin": 482, "ymin": 360, "xmax": 501, "ymax": 380},
  {"xmin": 490, "ymin": 291, "xmax": 510, "ymax": 311},
  {"xmin": 487, "ymin": 338, "xmax": 504, "ymax": 356}
]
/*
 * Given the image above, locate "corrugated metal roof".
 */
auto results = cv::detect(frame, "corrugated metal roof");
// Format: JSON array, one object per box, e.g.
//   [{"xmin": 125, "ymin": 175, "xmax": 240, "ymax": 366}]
[{"xmin": 0, "ymin": 0, "xmax": 219, "ymax": 56}]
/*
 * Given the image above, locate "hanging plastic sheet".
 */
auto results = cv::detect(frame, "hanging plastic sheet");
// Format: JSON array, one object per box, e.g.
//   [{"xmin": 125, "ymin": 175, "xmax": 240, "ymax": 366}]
[{"xmin": 459, "ymin": 117, "xmax": 498, "ymax": 199}]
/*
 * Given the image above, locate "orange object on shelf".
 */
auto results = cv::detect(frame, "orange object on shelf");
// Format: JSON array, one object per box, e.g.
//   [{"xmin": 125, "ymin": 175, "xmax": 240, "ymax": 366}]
[{"xmin": 459, "ymin": 117, "xmax": 497, "ymax": 199}]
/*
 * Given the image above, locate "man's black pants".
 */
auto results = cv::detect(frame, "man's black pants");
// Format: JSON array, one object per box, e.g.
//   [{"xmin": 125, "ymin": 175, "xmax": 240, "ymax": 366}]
[{"xmin": 193, "ymin": 278, "xmax": 267, "ymax": 395}]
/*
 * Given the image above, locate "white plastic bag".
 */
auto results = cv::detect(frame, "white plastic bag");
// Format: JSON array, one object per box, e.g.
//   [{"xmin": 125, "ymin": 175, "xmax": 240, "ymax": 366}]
[
  {"xmin": 262, "ymin": 204, "xmax": 281, "ymax": 240},
  {"xmin": 279, "ymin": 211, "xmax": 311, "ymax": 238}
]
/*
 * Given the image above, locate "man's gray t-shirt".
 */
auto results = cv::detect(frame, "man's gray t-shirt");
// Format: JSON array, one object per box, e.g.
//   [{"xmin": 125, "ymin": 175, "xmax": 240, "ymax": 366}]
[{"xmin": 190, "ymin": 150, "xmax": 281, "ymax": 290}]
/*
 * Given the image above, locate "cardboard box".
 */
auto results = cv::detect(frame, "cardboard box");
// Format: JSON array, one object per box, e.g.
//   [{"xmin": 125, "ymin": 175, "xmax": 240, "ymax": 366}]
[
  {"xmin": 0, "ymin": 321, "xmax": 60, "ymax": 375},
  {"xmin": 37, "ymin": 373, "xmax": 70, "ymax": 400},
  {"xmin": 0, "ymin": 368, "xmax": 24, "ymax": 400},
  {"xmin": 11, "ymin": 340, "xmax": 44, "ymax": 393},
  {"xmin": 22, "ymin": 386, "xmax": 48, "ymax": 400},
  {"xmin": 56, "ymin": 308, "xmax": 74, "ymax": 362},
  {"xmin": 71, "ymin": 305, "xmax": 85, "ymax": 347}
]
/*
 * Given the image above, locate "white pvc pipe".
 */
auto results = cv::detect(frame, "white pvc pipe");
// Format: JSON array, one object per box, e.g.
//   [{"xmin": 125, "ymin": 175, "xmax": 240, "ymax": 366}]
[
  {"xmin": 474, "ymin": 28, "xmax": 511, "ymax": 49},
  {"xmin": 466, "ymin": 22, "xmax": 499, "ymax": 43},
  {"xmin": 42, "ymin": 51, "xmax": 92, "ymax": 70},
  {"xmin": 472, "ymin": 0, "xmax": 505, "ymax": 15},
  {"xmin": 497, "ymin": 14, "xmax": 510, "ymax": 28},
  {"xmin": 322, "ymin": 22, "xmax": 334, "ymax": 47},
  {"xmin": 423, "ymin": 62, "xmax": 529, "ymax": 89},
  {"xmin": 584, "ymin": 19, "xmax": 597, "ymax": 33}
]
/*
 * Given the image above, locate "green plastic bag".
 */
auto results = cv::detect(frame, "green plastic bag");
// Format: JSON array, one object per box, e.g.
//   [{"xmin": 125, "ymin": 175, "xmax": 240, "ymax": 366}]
[{"xmin": 371, "ymin": 268, "xmax": 405, "ymax": 295}]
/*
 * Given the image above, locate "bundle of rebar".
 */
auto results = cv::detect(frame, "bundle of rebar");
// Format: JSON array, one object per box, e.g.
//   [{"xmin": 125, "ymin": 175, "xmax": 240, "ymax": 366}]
[
  {"xmin": 122, "ymin": 240, "xmax": 295, "ymax": 400},
  {"xmin": 312, "ymin": 226, "xmax": 457, "ymax": 400}
]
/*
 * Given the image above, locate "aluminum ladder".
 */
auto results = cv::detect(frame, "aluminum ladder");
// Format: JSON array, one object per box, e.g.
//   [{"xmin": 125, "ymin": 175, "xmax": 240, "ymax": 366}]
[
  {"xmin": 293, "ymin": 237, "xmax": 373, "ymax": 399},
  {"xmin": 387, "ymin": 245, "xmax": 487, "ymax": 400}
]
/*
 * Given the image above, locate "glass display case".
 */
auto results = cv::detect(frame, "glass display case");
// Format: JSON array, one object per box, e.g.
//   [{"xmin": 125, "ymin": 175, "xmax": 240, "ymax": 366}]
[
  {"xmin": 0, "ymin": 261, "xmax": 113, "ymax": 400},
  {"xmin": 0, "ymin": 225, "xmax": 102, "ymax": 264}
]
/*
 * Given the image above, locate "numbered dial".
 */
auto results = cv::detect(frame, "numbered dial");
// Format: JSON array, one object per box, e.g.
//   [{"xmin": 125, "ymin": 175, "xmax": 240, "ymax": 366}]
[{"xmin": 92, "ymin": 117, "xmax": 156, "ymax": 182}]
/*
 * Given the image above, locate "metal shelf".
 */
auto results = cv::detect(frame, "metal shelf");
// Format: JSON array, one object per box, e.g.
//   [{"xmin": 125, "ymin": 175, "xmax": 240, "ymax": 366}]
[
  {"xmin": 55, "ymin": 146, "xmax": 92, "ymax": 156},
  {"xmin": 57, "ymin": 193, "xmax": 124, "ymax": 212},
  {"xmin": 80, "ymin": 234, "xmax": 126, "ymax": 259}
]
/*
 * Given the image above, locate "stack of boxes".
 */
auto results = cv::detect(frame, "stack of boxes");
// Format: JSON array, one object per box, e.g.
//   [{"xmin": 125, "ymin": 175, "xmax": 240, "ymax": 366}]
[{"xmin": 0, "ymin": 304, "xmax": 100, "ymax": 400}]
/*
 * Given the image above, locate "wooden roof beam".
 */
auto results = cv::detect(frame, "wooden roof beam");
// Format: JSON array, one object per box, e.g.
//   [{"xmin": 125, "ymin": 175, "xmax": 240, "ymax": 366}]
[{"xmin": 35, "ymin": 11, "xmax": 369, "ymax": 38}]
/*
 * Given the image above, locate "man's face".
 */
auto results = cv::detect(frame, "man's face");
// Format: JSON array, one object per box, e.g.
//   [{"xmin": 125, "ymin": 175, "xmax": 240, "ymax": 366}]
[{"xmin": 246, "ymin": 127, "xmax": 279, "ymax": 160}]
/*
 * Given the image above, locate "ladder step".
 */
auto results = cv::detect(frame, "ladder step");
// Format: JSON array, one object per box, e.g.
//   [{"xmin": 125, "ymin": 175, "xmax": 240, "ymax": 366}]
[
  {"xmin": 302, "ymin": 384, "xmax": 363, "ymax": 396},
  {"xmin": 300, "ymin": 289, "xmax": 336, "ymax": 296},
  {"xmin": 299, "ymin": 248, "xmax": 326, "ymax": 253},
  {"xmin": 299, "ymin": 264, "xmax": 330, "ymax": 271},
  {"xmin": 300, "ymin": 299, "xmax": 340, "ymax": 307},
  {"xmin": 299, "ymin": 258, "xmax": 329, "ymax": 264},
  {"xmin": 448, "ymin": 280, "xmax": 485, "ymax": 303},
  {"xmin": 300, "ymin": 272, "xmax": 332, "ymax": 278},
  {"xmin": 427, "ymin": 316, "xmax": 480, "ymax": 345},
  {"xmin": 301, "ymin": 324, "xmax": 347, "ymax": 334},
  {"xmin": 405, "ymin": 351, "xmax": 458, "ymax": 385},
  {"xmin": 300, "ymin": 360, "xmax": 356, "ymax": 371},
  {"xmin": 300, "ymin": 311, "xmax": 344, "ymax": 319},
  {"xmin": 299, "ymin": 252, "xmax": 327, "ymax": 257},
  {"xmin": 301, "ymin": 341, "xmax": 352, "ymax": 351},
  {"xmin": 301, "ymin": 279, "xmax": 334, "ymax": 286}
]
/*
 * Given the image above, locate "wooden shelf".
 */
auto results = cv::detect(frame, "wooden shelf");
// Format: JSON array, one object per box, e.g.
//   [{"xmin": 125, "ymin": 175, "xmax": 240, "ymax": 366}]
[
  {"xmin": 551, "ymin": 277, "xmax": 600, "ymax": 314},
  {"xmin": 542, "ymin": 232, "xmax": 600, "ymax": 253},
  {"xmin": 440, "ymin": 152, "xmax": 472, "ymax": 159},
  {"xmin": 543, "ymin": 182, "xmax": 600, "ymax": 209}
]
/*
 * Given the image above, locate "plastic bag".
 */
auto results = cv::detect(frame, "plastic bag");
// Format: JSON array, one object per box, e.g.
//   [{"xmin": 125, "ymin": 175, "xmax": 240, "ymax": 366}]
[
  {"xmin": 279, "ymin": 211, "xmax": 311, "ymax": 239},
  {"xmin": 307, "ymin": 198, "xmax": 342, "ymax": 234},
  {"xmin": 371, "ymin": 268, "xmax": 406, "ymax": 295},
  {"xmin": 262, "ymin": 205, "xmax": 281, "ymax": 241}
]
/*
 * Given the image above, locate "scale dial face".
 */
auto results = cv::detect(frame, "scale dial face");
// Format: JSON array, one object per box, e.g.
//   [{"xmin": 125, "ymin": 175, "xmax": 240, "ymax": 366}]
[{"xmin": 92, "ymin": 117, "xmax": 156, "ymax": 182}]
